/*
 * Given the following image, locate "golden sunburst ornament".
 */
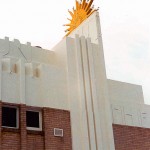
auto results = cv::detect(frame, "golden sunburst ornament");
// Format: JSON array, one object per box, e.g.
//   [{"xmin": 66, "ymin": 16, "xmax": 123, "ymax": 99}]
[{"xmin": 64, "ymin": 0, "xmax": 98, "ymax": 36}]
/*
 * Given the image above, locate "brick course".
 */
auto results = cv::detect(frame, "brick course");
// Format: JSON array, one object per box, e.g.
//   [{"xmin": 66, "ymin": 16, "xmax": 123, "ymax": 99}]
[
  {"xmin": 20, "ymin": 104, "xmax": 27, "ymax": 150},
  {"xmin": 113, "ymin": 124, "xmax": 150, "ymax": 150},
  {"xmin": 27, "ymin": 134, "xmax": 44, "ymax": 150},
  {"xmin": 2, "ymin": 132, "xmax": 20, "ymax": 150},
  {"xmin": 0, "ymin": 102, "xmax": 72, "ymax": 150}
]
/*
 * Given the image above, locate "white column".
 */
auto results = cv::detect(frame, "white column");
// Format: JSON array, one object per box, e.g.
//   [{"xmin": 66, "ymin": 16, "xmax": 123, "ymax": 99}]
[
  {"xmin": 75, "ymin": 35, "xmax": 91, "ymax": 150},
  {"xmin": 19, "ymin": 59, "xmax": 25, "ymax": 104},
  {"xmin": 80, "ymin": 36, "xmax": 97, "ymax": 150},
  {"xmin": 66, "ymin": 36, "xmax": 86, "ymax": 150},
  {"xmin": 87, "ymin": 38, "xmax": 104, "ymax": 150},
  {"xmin": 96, "ymin": 13, "xmax": 115, "ymax": 150}
]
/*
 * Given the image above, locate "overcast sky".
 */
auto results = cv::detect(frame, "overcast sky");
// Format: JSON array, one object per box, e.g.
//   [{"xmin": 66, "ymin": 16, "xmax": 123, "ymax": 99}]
[{"xmin": 0, "ymin": 0, "xmax": 150, "ymax": 103}]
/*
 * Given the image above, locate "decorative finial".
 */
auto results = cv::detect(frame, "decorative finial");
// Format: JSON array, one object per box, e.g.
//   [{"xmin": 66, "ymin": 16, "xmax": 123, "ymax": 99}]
[{"xmin": 64, "ymin": 0, "xmax": 98, "ymax": 36}]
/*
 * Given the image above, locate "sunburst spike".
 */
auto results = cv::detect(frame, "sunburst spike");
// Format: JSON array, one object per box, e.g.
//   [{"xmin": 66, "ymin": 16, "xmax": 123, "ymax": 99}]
[
  {"xmin": 81, "ymin": 0, "xmax": 86, "ymax": 8},
  {"xmin": 72, "ymin": 7, "xmax": 75, "ymax": 11},
  {"xmin": 64, "ymin": 23, "xmax": 76, "ymax": 27},
  {"xmin": 68, "ymin": 10, "xmax": 74, "ymax": 17},
  {"xmin": 83, "ymin": 2, "xmax": 88, "ymax": 9},
  {"xmin": 79, "ymin": 2, "xmax": 82, "ymax": 9},
  {"xmin": 85, "ymin": 0, "xmax": 94, "ymax": 11},
  {"xmin": 87, "ymin": 8, "xmax": 92, "ymax": 15},
  {"xmin": 87, "ymin": 9, "xmax": 96, "ymax": 17},
  {"xmin": 76, "ymin": 0, "xmax": 79, "ymax": 10},
  {"xmin": 65, "ymin": 29, "xmax": 70, "ymax": 32},
  {"xmin": 64, "ymin": 24, "xmax": 71, "ymax": 26},
  {"xmin": 70, "ymin": 24, "xmax": 76, "ymax": 27},
  {"xmin": 67, "ymin": 18, "xmax": 72, "ymax": 21},
  {"xmin": 92, "ymin": 5, "xmax": 94, "ymax": 8},
  {"xmin": 87, "ymin": 4, "xmax": 94, "ymax": 14},
  {"xmin": 66, "ymin": 30, "xmax": 72, "ymax": 36},
  {"xmin": 78, "ymin": 1, "xmax": 81, "ymax": 9}
]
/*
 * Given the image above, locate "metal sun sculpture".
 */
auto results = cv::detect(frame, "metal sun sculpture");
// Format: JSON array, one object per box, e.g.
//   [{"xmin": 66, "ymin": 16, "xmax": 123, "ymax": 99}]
[{"xmin": 64, "ymin": 0, "xmax": 98, "ymax": 36}]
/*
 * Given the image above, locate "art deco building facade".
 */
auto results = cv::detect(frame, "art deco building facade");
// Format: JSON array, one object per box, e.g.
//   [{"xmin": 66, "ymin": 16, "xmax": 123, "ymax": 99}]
[{"xmin": 0, "ymin": 5, "xmax": 150, "ymax": 150}]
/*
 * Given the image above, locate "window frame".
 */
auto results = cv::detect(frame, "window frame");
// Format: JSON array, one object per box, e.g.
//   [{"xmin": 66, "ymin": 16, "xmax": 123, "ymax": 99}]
[
  {"xmin": 26, "ymin": 110, "xmax": 42, "ymax": 131},
  {"xmin": 2, "ymin": 105, "xmax": 19, "ymax": 129}
]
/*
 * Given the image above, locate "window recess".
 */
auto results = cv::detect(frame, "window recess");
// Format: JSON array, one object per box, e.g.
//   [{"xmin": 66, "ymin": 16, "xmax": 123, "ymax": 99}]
[
  {"xmin": 26, "ymin": 110, "xmax": 42, "ymax": 131},
  {"xmin": 2, "ymin": 106, "xmax": 18, "ymax": 128}
]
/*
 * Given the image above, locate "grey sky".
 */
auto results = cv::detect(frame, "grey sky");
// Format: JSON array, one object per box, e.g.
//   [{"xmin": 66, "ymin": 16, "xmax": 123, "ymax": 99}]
[
  {"xmin": 100, "ymin": 0, "xmax": 150, "ymax": 103},
  {"xmin": 0, "ymin": 0, "xmax": 149, "ymax": 103}
]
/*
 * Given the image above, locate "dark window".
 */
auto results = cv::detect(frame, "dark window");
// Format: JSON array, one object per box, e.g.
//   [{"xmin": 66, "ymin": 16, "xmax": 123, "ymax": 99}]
[
  {"xmin": 26, "ymin": 111, "xmax": 40, "ymax": 128},
  {"xmin": 2, "ymin": 107, "xmax": 17, "ymax": 128}
]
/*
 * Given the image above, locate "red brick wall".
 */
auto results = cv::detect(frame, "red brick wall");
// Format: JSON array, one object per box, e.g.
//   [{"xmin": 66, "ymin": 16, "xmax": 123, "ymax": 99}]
[
  {"xmin": 0, "ymin": 102, "xmax": 72, "ymax": 150},
  {"xmin": 2, "ymin": 132, "xmax": 20, "ymax": 150},
  {"xmin": 20, "ymin": 104, "xmax": 27, "ymax": 150},
  {"xmin": 43, "ymin": 108, "xmax": 72, "ymax": 150},
  {"xmin": 27, "ymin": 134, "xmax": 44, "ymax": 150},
  {"xmin": 113, "ymin": 124, "xmax": 150, "ymax": 150}
]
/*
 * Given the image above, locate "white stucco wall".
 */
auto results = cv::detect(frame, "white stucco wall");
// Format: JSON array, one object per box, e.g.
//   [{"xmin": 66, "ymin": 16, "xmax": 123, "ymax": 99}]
[
  {"xmin": 108, "ymin": 79, "xmax": 144, "ymax": 104},
  {"xmin": 111, "ymin": 102, "xmax": 150, "ymax": 128},
  {"xmin": 0, "ymin": 37, "xmax": 68, "ymax": 110},
  {"xmin": 108, "ymin": 79, "xmax": 150, "ymax": 128}
]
